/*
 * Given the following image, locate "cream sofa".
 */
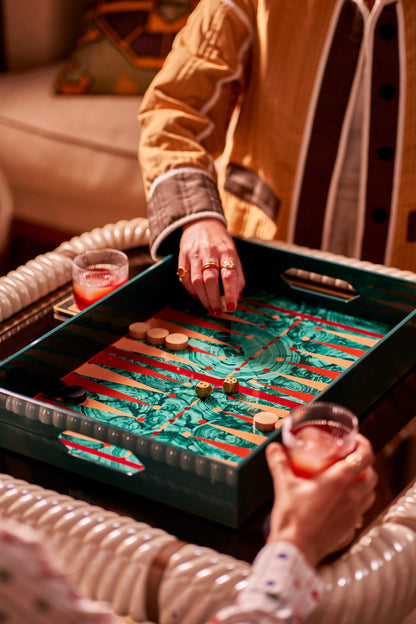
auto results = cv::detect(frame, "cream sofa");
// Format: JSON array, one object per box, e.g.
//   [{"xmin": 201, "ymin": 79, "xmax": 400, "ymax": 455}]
[{"xmin": 0, "ymin": 0, "xmax": 147, "ymax": 254}]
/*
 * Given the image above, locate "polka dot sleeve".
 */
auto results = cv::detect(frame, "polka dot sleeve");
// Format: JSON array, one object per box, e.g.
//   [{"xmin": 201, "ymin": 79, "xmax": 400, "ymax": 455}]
[
  {"xmin": 207, "ymin": 542, "xmax": 323, "ymax": 624},
  {"xmin": 0, "ymin": 519, "xmax": 118, "ymax": 624}
]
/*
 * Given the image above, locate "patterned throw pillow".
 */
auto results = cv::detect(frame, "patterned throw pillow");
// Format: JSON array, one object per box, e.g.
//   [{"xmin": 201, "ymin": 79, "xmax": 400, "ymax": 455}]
[{"xmin": 54, "ymin": 0, "xmax": 199, "ymax": 95}]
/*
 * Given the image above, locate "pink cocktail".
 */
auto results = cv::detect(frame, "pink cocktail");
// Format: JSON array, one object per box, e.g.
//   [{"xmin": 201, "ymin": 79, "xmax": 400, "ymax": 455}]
[
  {"xmin": 72, "ymin": 249, "xmax": 129, "ymax": 311},
  {"xmin": 282, "ymin": 403, "xmax": 358, "ymax": 478}
]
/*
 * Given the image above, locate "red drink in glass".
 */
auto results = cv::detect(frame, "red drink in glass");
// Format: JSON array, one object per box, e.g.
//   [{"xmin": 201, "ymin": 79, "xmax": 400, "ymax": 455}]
[
  {"xmin": 282, "ymin": 403, "xmax": 358, "ymax": 478},
  {"xmin": 73, "ymin": 268, "xmax": 128, "ymax": 310},
  {"xmin": 72, "ymin": 249, "xmax": 129, "ymax": 311}
]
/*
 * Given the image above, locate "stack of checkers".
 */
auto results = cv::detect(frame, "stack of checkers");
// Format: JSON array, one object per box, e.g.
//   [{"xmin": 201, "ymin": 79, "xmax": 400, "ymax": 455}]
[
  {"xmin": 129, "ymin": 322, "xmax": 188, "ymax": 351},
  {"xmin": 254, "ymin": 411, "xmax": 279, "ymax": 432},
  {"xmin": 43, "ymin": 379, "xmax": 87, "ymax": 405}
]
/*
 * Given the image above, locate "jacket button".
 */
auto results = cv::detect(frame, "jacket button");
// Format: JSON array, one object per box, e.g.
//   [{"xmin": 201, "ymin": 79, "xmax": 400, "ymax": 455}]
[
  {"xmin": 378, "ymin": 146, "xmax": 394, "ymax": 161},
  {"xmin": 379, "ymin": 83, "xmax": 396, "ymax": 100},
  {"xmin": 372, "ymin": 208, "xmax": 387, "ymax": 223},
  {"xmin": 379, "ymin": 23, "xmax": 396, "ymax": 40},
  {"xmin": 406, "ymin": 211, "xmax": 416, "ymax": 242}
]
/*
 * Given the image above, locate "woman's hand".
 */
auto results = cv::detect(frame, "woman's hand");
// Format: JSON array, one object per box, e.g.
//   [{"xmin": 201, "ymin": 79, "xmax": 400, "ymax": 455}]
[
  {"xmin": 177, "ymin": 218, "xmax": 245, "ymax": 314},
  {"xmin": 265, "ymin": 434, "xmax": 378, "ymax": 567}
]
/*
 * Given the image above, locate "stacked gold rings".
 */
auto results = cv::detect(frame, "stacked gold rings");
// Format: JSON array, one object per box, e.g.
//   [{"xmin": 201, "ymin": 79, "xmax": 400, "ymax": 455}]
[
  {"xmin": 202, "ymin": 261, "xmax": 220, "ymax": 272},
  {"xmin": 177, "ymin": 259, "xmax": 237, "ymax": 277}
]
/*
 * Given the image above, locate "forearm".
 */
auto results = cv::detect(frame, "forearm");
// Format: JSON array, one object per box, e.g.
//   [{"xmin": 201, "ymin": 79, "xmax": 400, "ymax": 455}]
[
  {"xmin": 138, "ymin": 0, "xmax": 254, "ymax": 187},
  {"xmin": 147, "ymin": 169, "xmax": 227, "ymax": 259},
  {"xmin": 138, "ymin": 0, "xmax": 255, "ymax": 256}
]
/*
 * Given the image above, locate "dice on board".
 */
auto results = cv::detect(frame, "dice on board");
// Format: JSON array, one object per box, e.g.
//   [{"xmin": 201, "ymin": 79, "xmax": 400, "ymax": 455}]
[
  {"xmin": 195, "ymin": 381, "xmax": 213, "ymax": 399},
  {"xmin": 223, "ymin": 377, "xmax": 239, "ymax": 395}
]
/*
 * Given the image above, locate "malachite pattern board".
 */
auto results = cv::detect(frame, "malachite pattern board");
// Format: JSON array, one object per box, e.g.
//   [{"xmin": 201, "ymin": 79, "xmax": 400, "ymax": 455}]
[{"xmin": 27, "ymin": 288, "xmax": 391, "ymax": 474}]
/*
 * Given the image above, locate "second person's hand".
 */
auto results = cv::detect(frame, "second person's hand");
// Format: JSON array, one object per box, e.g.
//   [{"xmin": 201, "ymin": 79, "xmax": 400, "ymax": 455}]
[
  {"xmin": 177, "ymin": 218, "xmax": 245, "ymax": 315},
  {"xmin": 265, "ymin": 434, "xmax": 378, "ymax": 567}
]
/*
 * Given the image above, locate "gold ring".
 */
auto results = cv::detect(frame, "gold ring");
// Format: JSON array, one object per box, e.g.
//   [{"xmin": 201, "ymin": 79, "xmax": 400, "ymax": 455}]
[
  {"xmin": 221, "ymin": 260, "xmax": 237, "ymax": 270},
  {"xmin": 345, "ymin": 452, "xmax": 364, "ymax": 473},
  {"xmin": 202, "ymin": 261, "xmax": 220, "ymax": 272},
  {"xmin": 177, "ymin": 266, "xmax": 188, "ymax": 278}
]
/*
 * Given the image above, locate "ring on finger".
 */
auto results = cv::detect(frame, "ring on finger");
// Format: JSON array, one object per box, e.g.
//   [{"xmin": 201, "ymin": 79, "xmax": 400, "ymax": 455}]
[
  {"xmin": 202, "ymin": 261, "xmax": 220, "ymax": 272},
  {"xmin": 345, "ymin": 452, "xmax": 365, "ymax": 473},
  {"xmin": 177, "ymin": 266, "xmax": 189, "ymax": 278},
  {"xmin": 221, "ymin": 259, "xmax": 237, "ymax": 270}
]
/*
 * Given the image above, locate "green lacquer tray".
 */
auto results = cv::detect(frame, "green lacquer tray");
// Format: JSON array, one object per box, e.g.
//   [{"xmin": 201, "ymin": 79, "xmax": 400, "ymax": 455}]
[{"xmin": 1, "ymin": 239, "xmax": 416, "ymax": 527}]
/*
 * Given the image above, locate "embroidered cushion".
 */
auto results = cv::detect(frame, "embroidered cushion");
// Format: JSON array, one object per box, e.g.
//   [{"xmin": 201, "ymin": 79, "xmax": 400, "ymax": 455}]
[{"xmin": 54, "ymin": 0, "xmax": 199, "ymax": 95}]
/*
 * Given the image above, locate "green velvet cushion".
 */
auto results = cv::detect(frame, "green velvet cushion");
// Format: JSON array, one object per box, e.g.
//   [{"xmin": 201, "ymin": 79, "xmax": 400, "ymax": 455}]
[{"xmin": 54, "ymin": 0, "xmax": 199, "ymax": 95}]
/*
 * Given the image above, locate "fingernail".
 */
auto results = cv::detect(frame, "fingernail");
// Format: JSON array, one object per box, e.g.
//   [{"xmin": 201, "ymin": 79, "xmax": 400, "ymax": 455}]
[
  {"xmin": 208, "ymin": 307, "xmax": 214, "ymax": 315},
  {"xmin": 227, "ymin": 302, "xmax": 235, "ymax": 312},
  {"xmin": 214, "ymin": 308, "xmax": 223, "ymax": 316}
]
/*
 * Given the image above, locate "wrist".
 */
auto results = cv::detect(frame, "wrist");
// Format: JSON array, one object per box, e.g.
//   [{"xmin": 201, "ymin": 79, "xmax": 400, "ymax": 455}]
[
  {"xmin": 267, "ymin": 530, "xmax": 318, "ymax": 568},
  {"xmin": 236, "ymin": 541, "xmax": 323, "ymax": 622},
  {"xmin": 182, "ymin": 216, "xmax": 226, "ymax": 231}
]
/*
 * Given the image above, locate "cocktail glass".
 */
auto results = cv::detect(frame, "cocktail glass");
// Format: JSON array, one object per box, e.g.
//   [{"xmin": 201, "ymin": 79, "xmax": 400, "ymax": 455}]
[
  {"xmin": 282, "ymin": 402, "xmax": 358, "ymax": 478},
  {"xmin": 72, "ymin": 248, "xmax": 129, "ymax": 311}
]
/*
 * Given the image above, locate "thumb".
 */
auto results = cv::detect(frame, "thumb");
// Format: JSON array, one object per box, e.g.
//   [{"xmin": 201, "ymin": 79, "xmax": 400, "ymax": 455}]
[{"xmin": 266, "ymin": 442, "xmax": 293, "ymax": 481}]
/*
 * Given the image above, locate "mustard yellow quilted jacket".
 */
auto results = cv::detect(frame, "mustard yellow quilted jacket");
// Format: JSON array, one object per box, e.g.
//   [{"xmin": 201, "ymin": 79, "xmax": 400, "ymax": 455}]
[{"xmin": 139, "ymin": 0, "xmax": 416, "ymax": 271}]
